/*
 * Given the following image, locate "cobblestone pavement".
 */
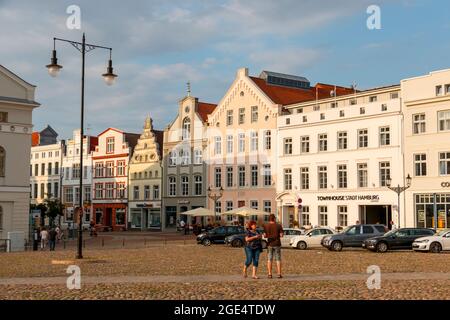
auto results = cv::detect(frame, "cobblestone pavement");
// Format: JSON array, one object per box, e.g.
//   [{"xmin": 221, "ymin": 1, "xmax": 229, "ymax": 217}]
[{"xmin": 1, "ymin": 244, "xmax": 449, "ymax": 299}]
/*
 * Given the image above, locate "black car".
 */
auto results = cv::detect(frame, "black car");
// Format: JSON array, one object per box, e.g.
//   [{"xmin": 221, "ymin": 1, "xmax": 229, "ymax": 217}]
[
  {"xmin": 321, "ymin": 224, "xmax": 387, "ymax": 251},
  {"xmin": 197, "ymin": 225, "xmax": 245, "ymax": 246},
  {"xmin": 224, "ymin": 228, "xmax": 267, "ymax": 248},
  {"xmin": 363, "ymin": 228, "xmax": 435, "ymax": 252}
]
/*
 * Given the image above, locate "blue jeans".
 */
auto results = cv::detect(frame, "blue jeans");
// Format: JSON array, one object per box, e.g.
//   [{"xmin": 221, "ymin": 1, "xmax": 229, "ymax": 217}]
[{"xmin": 244, "ymin": 246, "xmax": 261, "ymax": 268}]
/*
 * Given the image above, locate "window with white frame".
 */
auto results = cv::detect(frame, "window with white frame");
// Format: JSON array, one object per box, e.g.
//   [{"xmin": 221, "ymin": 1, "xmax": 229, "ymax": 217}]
[
  {"xmin": 438, "ymin": 110, "xmax": 450, "ymax": 131},
  {"xmin": 251, "ymin": 106, "xmax": 258, "ymax": 123},
  {"xmin": 106, "ymin": 137, "xmax": 115, "ymax": 154},
  {"xmin": 414, "ymin": 154, "xmax": 427, "ymax": 176},
  {"xmin": 214, "ymin": 136, "xmax": 222, "ymax": 155},
  {"xmin": 94, "ymin": 184, "xmax": 102, "ymax": 199},
  {"xmin": 439, "ymin": 152, "xmax": 450, "ymax": 175},
  {"xmin": 182, "ymin": 117, "xmax": 191, "ymax": 140},
  {"xmin": 181, "ymin": 176, "xmax": 189, "ymax": 196},
  {"xmin": 238, "ymin": 166, "xmax": 246, "ymax": 187},
  {"xmin": 239, "ymin": 108, "xmax": 245, "ymax": 124},
  {"xmin": 215, "ymin": 167, "xmax": 222, "ymax": 188},
  {"xmin": 284, "ymin": 138, "xmax": 293, "ymax": 155},
  {"xmin": 169, "ymin": 151, "xmax": 176, "ymax": 166},
  {"xmin": 117, "ymin": 161, "xmax": 125, "ymax": 176},
  {"xmin": 264, "ymin": 130, "xmax": 271, "ymax": 150},
  {"xmin": 369, "ymin": 95, "xmax": 377, "ymax": 103},
  {"xmin": 379, "ymin": 126, "xmax": 390, "ymax": 146},
  {"xmin": 226, "ymin": 110, "xmax": 233, "ymax": 126},
  {"xmin": 133, "ymin": 186, "xmax": 140, "ymax": 200},
  {"xmin": 301, "ymin": 206, "xmax": 310, "ymax": 226},
  {"xmin": 250, "ymin": 200, "xmax": 258, "ymax": 210},
  {"xmin": 226, "ymin": 167, "xmax": 233, "ymax": 187},
  {"xmin": 318, "ymin": 134, "xmax": 328, "ymax": 152},
  {"xmin": 263, "ymin": 164, "xmax": 271, "ymax": 186},
  {"xmin": 300, "ymin": 167, "xmax": 309, "ymax": 190},
  {"xmin": 64, "ymin": 187, "xmax": 74, "ymax": 203},
  {"xmin": 117, "ymin": 183, "xmax": 126, "ymax": 198},
  {"xmin": 95, "ymin": 163, "xmax": 103, "ymax": 177},
  {"xmin": 250, "ymin": 131, "xmax": 258, "ymax": 151},
  {"xmin": 215, "ymin": 201, "xmax": 222, "ymax": 214},
  {"xmin": 144, "ymin": 185, "xmax": 150, "ymax": 200},
  {"xmin": 379, "ymin": 161, "xmax": 391, "ymax": 187},
  {"xmin": 284, "ymin": 168, "xmax": 292, "ymax": 190},
  {"xmin": 251, "ymin": 165, "xmax": 258, "ymax": 187},
  {"xmin": 338, "ymin": 206, "xmax": 348, "ymax": 227},
  {"xmin": 72, "ymin": 163, "xmax": 81, "ymax": 179},
  {"xmin": 105, "ymin": 183, "xmax": 114, "ymax": 199},
  {"xmin": 194, "ymin": 149, "xmax": 202, "ymax": 164},
  {"xmin": 318, "ymin": 166, "xmax": 327, "ymax": 189},
  {"xmin": 227, "ymin": 135, "xmax": 233, "ymax": 154},
  {"xmin": 319, "ymin": 206, "xmax": 328, "ymax": 226},
  {"xmin": 105, "ymin": 162, "xmax": 114, "ymax": 177},
  {"xmin": 337, "ymin": 132, "xmax": 347, "ymax": 150},
  {"xmin": 238, "ymin": 133, "xmax": 245, "ymax": 153},
  {"xmin": 194, "ymin": 175, "xmax": 202, "ymax": 195},
  {"xmin": 181, "ymin": 149, "xmax": 190, "ymax": 165},
  {"xmin": 358, "ymin": 129, "xmax": 368, "ymax": 148},
  {"xmin": 337, "ymin": 164, "xmax": 348, "ymax": 189},
  {"xmin": 301, "ymin": 136, "xmax": 309, "ymax": 153},
  {"xmin": 263, "ymin": 201, "xmax": 271, "ymax": 214},
  {"xmin": 413, "ymin": 113, "xmax": 426, "ymax": 134},
  {"xmin": 168, "ymin": 176, "xmax": 176, "ymax": 196},
  {"xmin": 226, "ymin": 201, "xmax": 233, "ymax": 211},
  {"xmin": 84, "ymin": 186, "xmax": 90, "ymax": 202},
  {"xmin": 357, "ymin": 163, "xmax": 368, "ymax": 188}
]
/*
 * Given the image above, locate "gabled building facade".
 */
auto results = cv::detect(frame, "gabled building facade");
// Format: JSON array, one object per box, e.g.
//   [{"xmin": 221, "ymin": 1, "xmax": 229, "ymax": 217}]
[
  {"xmin": 92, "ymin": 128, "xmax": 139, "ymax": 231},
  {"xmin": 128, "ymin": 117, "xmax": 163, "ymax": 230},
  {"xmin": 61, "ymin": 129, "xmax": 98, "ymax": 228},
  {"xmin": 206, "ymin": 68, "xmax": 354, "ymax": 225},
  {"xmin": 162, "ymin": 94, "xmax": 216, "ymax": 229},
  {"xmin": 0, "ymin": 64, "xmax": 40, "ymax": 240}
]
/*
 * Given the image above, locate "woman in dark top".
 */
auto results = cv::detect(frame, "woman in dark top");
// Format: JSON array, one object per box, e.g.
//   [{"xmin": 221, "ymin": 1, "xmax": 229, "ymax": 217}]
[{"xmin": 243, "ymin": 220, "xmax": 262, "ymax": 279}]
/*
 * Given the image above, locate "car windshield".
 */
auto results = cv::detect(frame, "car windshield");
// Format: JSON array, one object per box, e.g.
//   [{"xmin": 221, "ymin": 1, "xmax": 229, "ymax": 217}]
[
  {"xmin": 437, "ymin": 229, "xmax": 450, "ymax": 236},
  {"xmin": 341, "ymin": 226, "xmax": 353, "ymax": 234}
]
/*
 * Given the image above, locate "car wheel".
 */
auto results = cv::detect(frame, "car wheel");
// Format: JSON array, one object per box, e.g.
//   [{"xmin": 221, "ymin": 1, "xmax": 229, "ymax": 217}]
[
  {"xmin": 261, "ymin": 240, "xmax": 267, "ymax": 249},
  {"xmin": 202, "ymin": 238, "xmax": 212, "ymax": 246},
  {"xmin": 376, "ymin": 242, "xmax": 388, "ymax": 253},
  {"xmin": 296, "ymin": 241, "xmax": 307, "ymax": 250},
  {"xmin": 429, "ymin": 242, "xmax": 442, "ymax": 253},
  {"xmin": 231, "ymin": 239, "xmax": 243, "ymax": 247},
  {"xmin": 331, "ymin": 241, "xmax": 343, "ymax": 252}
]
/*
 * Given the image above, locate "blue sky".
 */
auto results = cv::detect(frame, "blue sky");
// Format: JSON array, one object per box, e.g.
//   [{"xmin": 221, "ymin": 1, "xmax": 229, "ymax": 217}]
[{"xmin": 1, "ymin": 0, "xmax": 450, "ymax": 139}]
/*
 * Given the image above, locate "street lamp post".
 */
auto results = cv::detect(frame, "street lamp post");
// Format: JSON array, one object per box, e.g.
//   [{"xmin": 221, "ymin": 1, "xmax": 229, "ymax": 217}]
[
  {"xmin": 386, "ymin": 174, "xmax": 412, "ymax": 228},
  {"xmin": 207, "ymin": 186, "xmax": 224, "ymax": 221},
  {"xmin": 46, "ymin": 33, "xmax": 117, "ymax": 259}
]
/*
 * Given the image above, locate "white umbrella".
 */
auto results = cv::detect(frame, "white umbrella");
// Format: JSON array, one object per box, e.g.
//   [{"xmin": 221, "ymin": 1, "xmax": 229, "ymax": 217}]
[
  {"xmin": 222, "ymin": 206, "xmax": 269, "ymax": 217},
  {"xmin": 181, "ymin": 207, "xmax": 215, "ymax": 217}
]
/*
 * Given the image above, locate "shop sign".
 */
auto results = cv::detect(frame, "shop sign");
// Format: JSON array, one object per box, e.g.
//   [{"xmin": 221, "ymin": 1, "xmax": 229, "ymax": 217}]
[
  {"xmin": 178, "ymin": 200, "xmax": 190, "ymax": 204},
  {"xmin": 317, "ymin": 195, "xmax": 380, "ymax": 201}
]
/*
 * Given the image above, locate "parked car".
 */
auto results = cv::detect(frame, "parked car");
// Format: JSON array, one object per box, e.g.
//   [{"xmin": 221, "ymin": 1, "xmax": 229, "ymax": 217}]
[
  {"xmin": 196, "ymin": 225, "xmax": 245, "ymax": 246},
  {"xmin": 224, "ymin": 228, "xmax": 267, "ymax": 248},
  {"xmin": 321, "ymin": 224, "xmax": 387, "ymax": 251},
  {"xmin": 280, "ymin": 228, "xmax": 304, "ymax": 247},
  {"xmin": 290, "ymin": 227, "xmax": 336, "ymax": 250},
  {"xmin": 363, "ymin": 228, "xmax": 435, "ymax": 252},
  {"xmin": 412, "ymin": 229, "xmax": 450, "ymax": 253}
]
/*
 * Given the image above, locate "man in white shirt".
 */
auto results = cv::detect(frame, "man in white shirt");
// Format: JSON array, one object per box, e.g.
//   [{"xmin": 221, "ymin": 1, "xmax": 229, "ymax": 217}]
[{"xmin": 40, "ymin": 228, "xmax": 49, "ymax": 250}]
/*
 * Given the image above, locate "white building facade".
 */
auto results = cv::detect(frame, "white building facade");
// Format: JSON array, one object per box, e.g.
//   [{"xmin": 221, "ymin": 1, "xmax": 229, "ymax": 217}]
[
  {"xmin": 277, "ymin": 86, "xmax": 404, "ymax": 229},
  {"xmin": 0, "ymin": 65, "xmax": 40, "ymax": 240},
  {"xmin": 30, "ymin": 141, "xmax": 65, "ymax": 206},
  {"xmin": 61, "ymin": 129, "xmax": 97, "ymax": 228}
]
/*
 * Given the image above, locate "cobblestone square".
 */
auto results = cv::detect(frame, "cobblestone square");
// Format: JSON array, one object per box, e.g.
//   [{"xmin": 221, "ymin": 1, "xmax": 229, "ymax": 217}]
[{"xmin": 1, "ymin": 237, "xmax": 449, "ymax": 300}]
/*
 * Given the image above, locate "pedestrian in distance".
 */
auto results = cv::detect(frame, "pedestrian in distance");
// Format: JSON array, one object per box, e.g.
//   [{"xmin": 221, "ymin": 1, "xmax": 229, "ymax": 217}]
[
  {"xmin": 390, "ymin": 220, "xmax": 397, "ymax": 230},
  {"xmin": 48, "ymin": 228, "xmax": 57, "ymax": 251},
  {"xmin": 243, "ymin": 220, "xmax": 262, "ymax": 279},
  {"xmin": 263, "ymin": 214, "xmax": 284, "ymax": 279},
  {"xmin": 40, "ymin": 227, "xmax": 48, "ymax": 251}
]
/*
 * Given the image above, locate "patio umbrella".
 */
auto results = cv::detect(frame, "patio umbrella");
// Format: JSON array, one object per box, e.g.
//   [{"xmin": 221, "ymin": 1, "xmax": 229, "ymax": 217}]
[
  {"xmin": 222, "ymin": 206, "xmax": 269, "ymax": 217},
  {"xmin": 181, "ymin": 207, "xmax": 215, "ymax": 217}
]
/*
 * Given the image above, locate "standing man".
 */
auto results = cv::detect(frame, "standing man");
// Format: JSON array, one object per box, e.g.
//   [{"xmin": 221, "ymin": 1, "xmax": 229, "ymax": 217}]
[
  {"xmin": 263, "ymin": 214, "xmax": 284, "ymax": 278},
  {"xmin": 48, "ymin": 228, "xmax": 57, "ymax": 251},
  {"xmin": 180, "ymin": 219, "xmax": 186, "ymax": 234},
  {"xmin": 40, "ymin": 227, "xmax": 48, "ymax": 251}
]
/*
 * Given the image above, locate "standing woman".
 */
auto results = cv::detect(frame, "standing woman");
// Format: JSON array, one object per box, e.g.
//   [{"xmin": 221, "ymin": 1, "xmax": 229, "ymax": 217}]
[{"xmin": 243, "ymin": 220, "xmax": 262, "ymax": 279}]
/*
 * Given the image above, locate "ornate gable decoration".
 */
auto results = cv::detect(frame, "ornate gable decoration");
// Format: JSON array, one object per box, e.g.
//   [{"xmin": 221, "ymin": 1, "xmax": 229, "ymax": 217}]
[{"xmin": 131, "ymin": 116, "xmax": 161, "ymax": 164}]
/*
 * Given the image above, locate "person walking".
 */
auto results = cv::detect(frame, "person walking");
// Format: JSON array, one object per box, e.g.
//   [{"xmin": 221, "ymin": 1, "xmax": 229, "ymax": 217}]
[
  {"xmin": 180, "ymin": 219, "xmax": 186, "ymax": 235},
  {"xmin": 40, "ymin": 228, "xmax": 48, "ymax": 251},
  {"xmin": 48, "ymin": 228, "xmax": 57, "ymax": 251},
  {"xmin": 243, "ymin": 220, "xmax": 262, "ymax": 279},
  {"xmin": 263, "ymin": 214, "xmax": 284, "ymax": 278}
]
